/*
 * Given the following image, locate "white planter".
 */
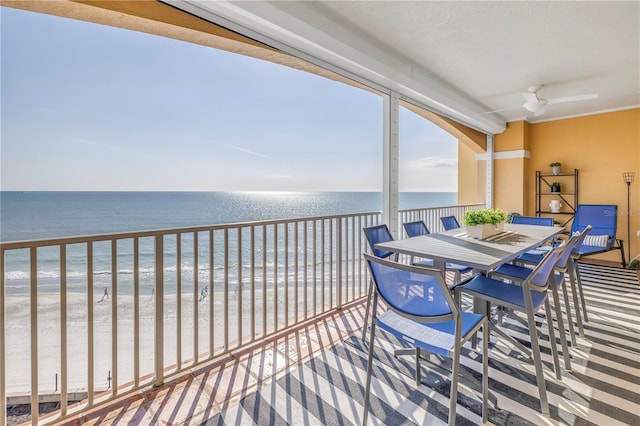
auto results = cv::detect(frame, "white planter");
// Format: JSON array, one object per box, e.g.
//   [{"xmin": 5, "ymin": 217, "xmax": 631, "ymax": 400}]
[
  {"xmin": 549, "ymin": 199, "xmax": 562, "ymax": 213},
  {"xmin": 551, "ymin": 166, "xmax": 561, "ymax": 175},
  {"xmin": 465, "ymin": 223, "xmax": 504, "ymax": 239}
]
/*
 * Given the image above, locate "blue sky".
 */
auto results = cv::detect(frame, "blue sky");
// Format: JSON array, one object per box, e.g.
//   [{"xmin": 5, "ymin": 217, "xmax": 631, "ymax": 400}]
[{"xmin": 1, "ymin": 7, "xmax": 458, "ymax": 192}]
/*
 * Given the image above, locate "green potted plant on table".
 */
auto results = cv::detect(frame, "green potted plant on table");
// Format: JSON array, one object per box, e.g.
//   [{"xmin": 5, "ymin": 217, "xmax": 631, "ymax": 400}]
[
  {"xmin": 462, "ymin": 208, "xmax": 507, "ymax": 239},
  {"xmin": 550, "ymin": 162, "xmax": 561, "ymax": 175},
  {"xmin": 550, "ymin": 182, "xmax": 561, "ymax": 193}
]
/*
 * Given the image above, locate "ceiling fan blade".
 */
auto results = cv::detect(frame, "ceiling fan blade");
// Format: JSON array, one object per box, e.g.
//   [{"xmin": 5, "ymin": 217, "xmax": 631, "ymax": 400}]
[
  {"xmin": 522, "ymin": 92, "xmax": 539, "ymax": 103},
  {"xmin": 547, "ymin": 94, "xmax": 599, "ymax": 105}
]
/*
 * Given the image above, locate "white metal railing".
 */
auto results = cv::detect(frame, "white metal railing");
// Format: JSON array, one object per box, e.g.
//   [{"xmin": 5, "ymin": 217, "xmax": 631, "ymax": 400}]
[
  {"xmin": 397, "ymin": 203, "xmax": 483, "ymax": 237},
  {"xmin": 0, "ymin": 204, "xmax": 480, "ymax": 425}
]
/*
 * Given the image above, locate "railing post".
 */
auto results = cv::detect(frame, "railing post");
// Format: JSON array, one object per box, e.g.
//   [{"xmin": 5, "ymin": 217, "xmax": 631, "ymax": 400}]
[
  {"xmin": 154, "ymin": 235, "xmax": 164, "ymax": 387},
  {"xmin": 337, "ymin": 218, "xmax": 343, "ymax": 308},
  {"xmin": 0, "ymin": 249, "xmax": 6, "ymax": 426},
  {"xmin": 30, "ymin": 247, "xmax": 38, "ymax": 425},
  {"xmin": 60, "ymin": 245, "xmax": 68, "ymax": 415}
]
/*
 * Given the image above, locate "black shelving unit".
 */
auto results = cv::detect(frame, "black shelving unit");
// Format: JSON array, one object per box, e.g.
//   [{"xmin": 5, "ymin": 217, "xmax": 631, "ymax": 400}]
[{"xmin": 535, "ymin": 169, "xmax": 578, "ymax": 227}]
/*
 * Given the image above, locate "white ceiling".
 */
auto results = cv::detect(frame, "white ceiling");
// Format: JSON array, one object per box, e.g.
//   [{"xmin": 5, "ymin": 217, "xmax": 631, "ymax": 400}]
[{"xmin": 174, "ymin": 1, "xmax": 639, "ymax": 134}]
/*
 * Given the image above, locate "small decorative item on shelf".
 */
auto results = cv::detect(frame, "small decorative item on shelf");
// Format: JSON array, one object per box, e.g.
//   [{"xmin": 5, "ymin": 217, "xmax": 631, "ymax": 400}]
[
  {"xmin": 462, "ymin": 208, "xmax": 507, "ymax": 239},
  {"xmin": 549, "ymin": 199, "xmax": 562, "ymax": 213},
  {"xmin": 550, "ymin": 162, "xmax": 561, "ymax": 175},
  {"xmin": 550, "ymin": 182, "xmax": 561, "ymax": 193}
]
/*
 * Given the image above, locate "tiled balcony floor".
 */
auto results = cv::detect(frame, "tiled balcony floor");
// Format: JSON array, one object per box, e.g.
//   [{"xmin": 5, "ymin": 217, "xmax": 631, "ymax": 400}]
[
  {"xmin": 29, "ymin": 263, "xmax": 640, "ymax": 425},
  {"xmin": 39, "ymin": 300, "xmax": 368, "ymax": 426}
]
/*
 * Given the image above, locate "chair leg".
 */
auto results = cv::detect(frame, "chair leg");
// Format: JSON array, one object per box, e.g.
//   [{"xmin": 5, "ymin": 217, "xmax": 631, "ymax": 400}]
[
  {"xmin": 482, "ymin": 319, "xmax": 489, "ymax": 423},
  {"xmin": 550, "ymin": 281, "xmax": 572, "ymax": 371},
  {"xmin": 559, "ymin": 278, "xmax": 577, "ymax": 346},
  {"xmin": 448, "ymin": 343, "xmax": 460, "ymax": 426},
  {"xmin": 415, "ymin": 348, "xmax": 421, "ymax": 386},
  {"xmin": 362, "ymin": 279, "xmax": 374, "ymax": 343},
  {"xmin": 574, "ymin": 263, "xmax": 589, "ymax": 323},
  {"xmin": 362, "ymin": 295, "xmax": 378, "ymax": 426},
  {"xmin": 525, "ymin": 298, "xmax": 550, "ymax": 416},
  {"xmin": 546, "ymin": 293, "xmax": 564, "ymax": 379},
  {"xmin": 569, "ymin": 262, "xmax": 585, "ymax": 336},
  {"xmin": 471, "ymin": 297, "xmax": 491, "ymax": 349},
  {"xmin": 490, "ymin": 322, "xmax": 533, "ymax": 359}
]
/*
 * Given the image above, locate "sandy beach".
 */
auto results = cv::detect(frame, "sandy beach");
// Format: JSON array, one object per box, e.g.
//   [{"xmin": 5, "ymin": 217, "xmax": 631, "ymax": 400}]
[{"xmin": 4, "ymin": 286, "xmax": 313, "ymax": 396}]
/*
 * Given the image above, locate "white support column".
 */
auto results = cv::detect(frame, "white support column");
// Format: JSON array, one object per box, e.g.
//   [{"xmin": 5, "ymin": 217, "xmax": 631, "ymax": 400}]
[
  {"xmin": 382, "ymin": 91, "xmax": 400, "ymax": 237},
  {"xmin": 485, "ymin": 134, "xmax": 494, "ymax": 208}
]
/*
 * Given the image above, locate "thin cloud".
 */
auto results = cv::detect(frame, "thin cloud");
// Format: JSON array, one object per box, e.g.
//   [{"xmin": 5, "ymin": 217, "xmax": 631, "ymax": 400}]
[
  {"xmin": 406, "ymin": 156, "xmax": 457, "ymax": 169},
  {"xmin": 218, "ymin": 143, "xmax": 271, "ymax": 158}
]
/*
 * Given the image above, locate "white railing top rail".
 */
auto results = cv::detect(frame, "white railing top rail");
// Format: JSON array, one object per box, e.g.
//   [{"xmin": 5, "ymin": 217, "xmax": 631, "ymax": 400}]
[
  {"xmin": 0, "ymin": 211, "xmax": 381, "ymax": 249},
  {"xmin": 399, "ymin": 203, "xmax": 483, "ymax": 215}
]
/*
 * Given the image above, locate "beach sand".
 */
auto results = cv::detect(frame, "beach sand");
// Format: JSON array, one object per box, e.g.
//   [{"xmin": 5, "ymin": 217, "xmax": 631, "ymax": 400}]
[{"xmin": 4, "ymin": 285, "xmax": 321, "ymax": 396}]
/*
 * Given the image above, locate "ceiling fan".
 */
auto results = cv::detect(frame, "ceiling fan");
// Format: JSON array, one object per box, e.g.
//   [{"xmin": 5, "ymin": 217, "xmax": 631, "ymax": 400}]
[{"xmin": 488, "ymin": 85, "xmax": 599, "ymax": 116}]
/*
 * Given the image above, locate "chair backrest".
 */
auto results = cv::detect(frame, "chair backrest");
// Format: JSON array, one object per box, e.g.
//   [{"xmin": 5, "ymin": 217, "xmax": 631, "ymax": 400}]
[
  {"xmin": 570, "ymin": 204, "xmax": 618, "ymax": 245},
  {"xmin": 526, "ymin": 244, "xmax": 568, "ymax": 289},
  {"xmin": 511, "ymin": 216, "xmax": 554, "ymax": 226},
  {"xmin": 440, "ymin": 216, "xmax": 461, "ymax": 231},
  {"xmin": 555, "ymin": 225, "xmax": 591, "ymax": 269},
  {"xmin": 403, "ymin": 221, "xmax": 430, "ymax": 238},
  {"xmin": 363, "ymin": 224, "xmax": 395, "ymax": 259},
  {"xmin": 364, "ymin": 253, "xmax": 456, "ymax": 322}
]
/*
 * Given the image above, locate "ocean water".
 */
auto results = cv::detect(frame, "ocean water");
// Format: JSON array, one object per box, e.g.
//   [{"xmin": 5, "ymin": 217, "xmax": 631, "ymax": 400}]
[{"xmin": 1, "ymin": 191, "xmax": 456, "ymax": 294}]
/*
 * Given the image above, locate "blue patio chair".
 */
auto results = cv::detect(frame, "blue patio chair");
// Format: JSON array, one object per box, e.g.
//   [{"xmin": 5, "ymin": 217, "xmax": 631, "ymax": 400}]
[
  {"xmin": 511, "ymin": 216, "xmax": 555, "ymax": 257},
  {"xmin": 403, "ymin": 221, "xmax": 473, "ymax": 283},
  {"xmin": 456, "ymin": 243, "xmax": 568, "ymax": 417},
  {"xmin": 489, "ymin": 229, "xmax": 588, "ymax": 372},
  {"xmin": 364, "ymin": 224, "xmax": 397, "ymax": 260},
  {"xmin": 362, "ymin": 253, "xmax": 489, "ymax": 426},
  {"xmin": 511, "ymin": 216, "xmax": 554, "ymax": 226},
  {"xmin": 570, "ymin": 204, "xmax": 626, "ymax": 267},
  {"xmin": 403, "ymin": 220, "xmax": 431, "ymax": 238},
  {"xmin": 519, "ymin": 226, "xmax": 593, "ymax": 336},
  {"xmin": 362, "ymin": 224, "xmax": 397, "ymax": 342},
  {"xmin": 440, "ymin": 215, "xmax": 461, "ymax": 231}
]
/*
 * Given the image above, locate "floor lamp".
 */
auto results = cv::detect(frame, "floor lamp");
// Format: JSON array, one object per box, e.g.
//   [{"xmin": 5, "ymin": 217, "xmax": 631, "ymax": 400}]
[{"xmin": 623, "ymin": 172, "xmax": 635, "ymax": 264}]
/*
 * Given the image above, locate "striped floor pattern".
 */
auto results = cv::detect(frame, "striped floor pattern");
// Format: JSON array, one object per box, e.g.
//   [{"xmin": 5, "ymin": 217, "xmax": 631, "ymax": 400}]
[{"xmin": 203, "ymin": 264, "xmax": 640, "ymax": 425}]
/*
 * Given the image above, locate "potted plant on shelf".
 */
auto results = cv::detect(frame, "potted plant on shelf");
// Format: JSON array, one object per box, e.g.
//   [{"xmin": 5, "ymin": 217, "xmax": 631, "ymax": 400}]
[
  {"xmin": 462, "ymin": 208, "xmax": 507, "ymax": 239},
  {"xmin": 550, "ymin": 162, "xmax": 561, "ymax": 175},
  {"xmin": 551, "ymin": 182, "xmax": 561, "ymax": 193}
]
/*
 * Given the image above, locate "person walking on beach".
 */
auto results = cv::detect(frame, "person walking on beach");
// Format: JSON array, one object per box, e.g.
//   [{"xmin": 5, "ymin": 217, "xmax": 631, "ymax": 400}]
[
  {"xmin": 99, "ymin": 287, "xmax": 110, "ymax": 303},
  {"xmin": 199, "ymin": 286, "xmax": 209, "ymax": 302}
]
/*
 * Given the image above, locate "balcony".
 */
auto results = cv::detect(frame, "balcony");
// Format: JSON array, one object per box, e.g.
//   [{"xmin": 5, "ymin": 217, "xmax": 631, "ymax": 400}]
[{"xmin": 2, "ymin": 204, "xmax": 639, "ymax": 425}]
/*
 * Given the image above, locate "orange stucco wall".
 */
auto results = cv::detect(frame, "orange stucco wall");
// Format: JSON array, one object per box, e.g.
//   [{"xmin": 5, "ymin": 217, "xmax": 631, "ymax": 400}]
[
  {"xmin": 493, "ymin": 121, "xmax": 531, "ymax": 215},
  {"xmin": 493, "ymin": 109, "xmax": 640, "ymax": 263},
  {"xmin": 458, "ymin": 142, "xmax": 484, "ymax": 205}
]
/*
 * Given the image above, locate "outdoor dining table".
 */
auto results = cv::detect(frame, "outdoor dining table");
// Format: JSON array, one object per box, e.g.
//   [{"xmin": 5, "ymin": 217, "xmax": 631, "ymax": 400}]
[
  {"xmin": 375, "ymin": 223, "xmax": 563, "ymax": 277},
  {"xmin": 375, "ymin": 222, "xmax": 564, "ymax": 319}
]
